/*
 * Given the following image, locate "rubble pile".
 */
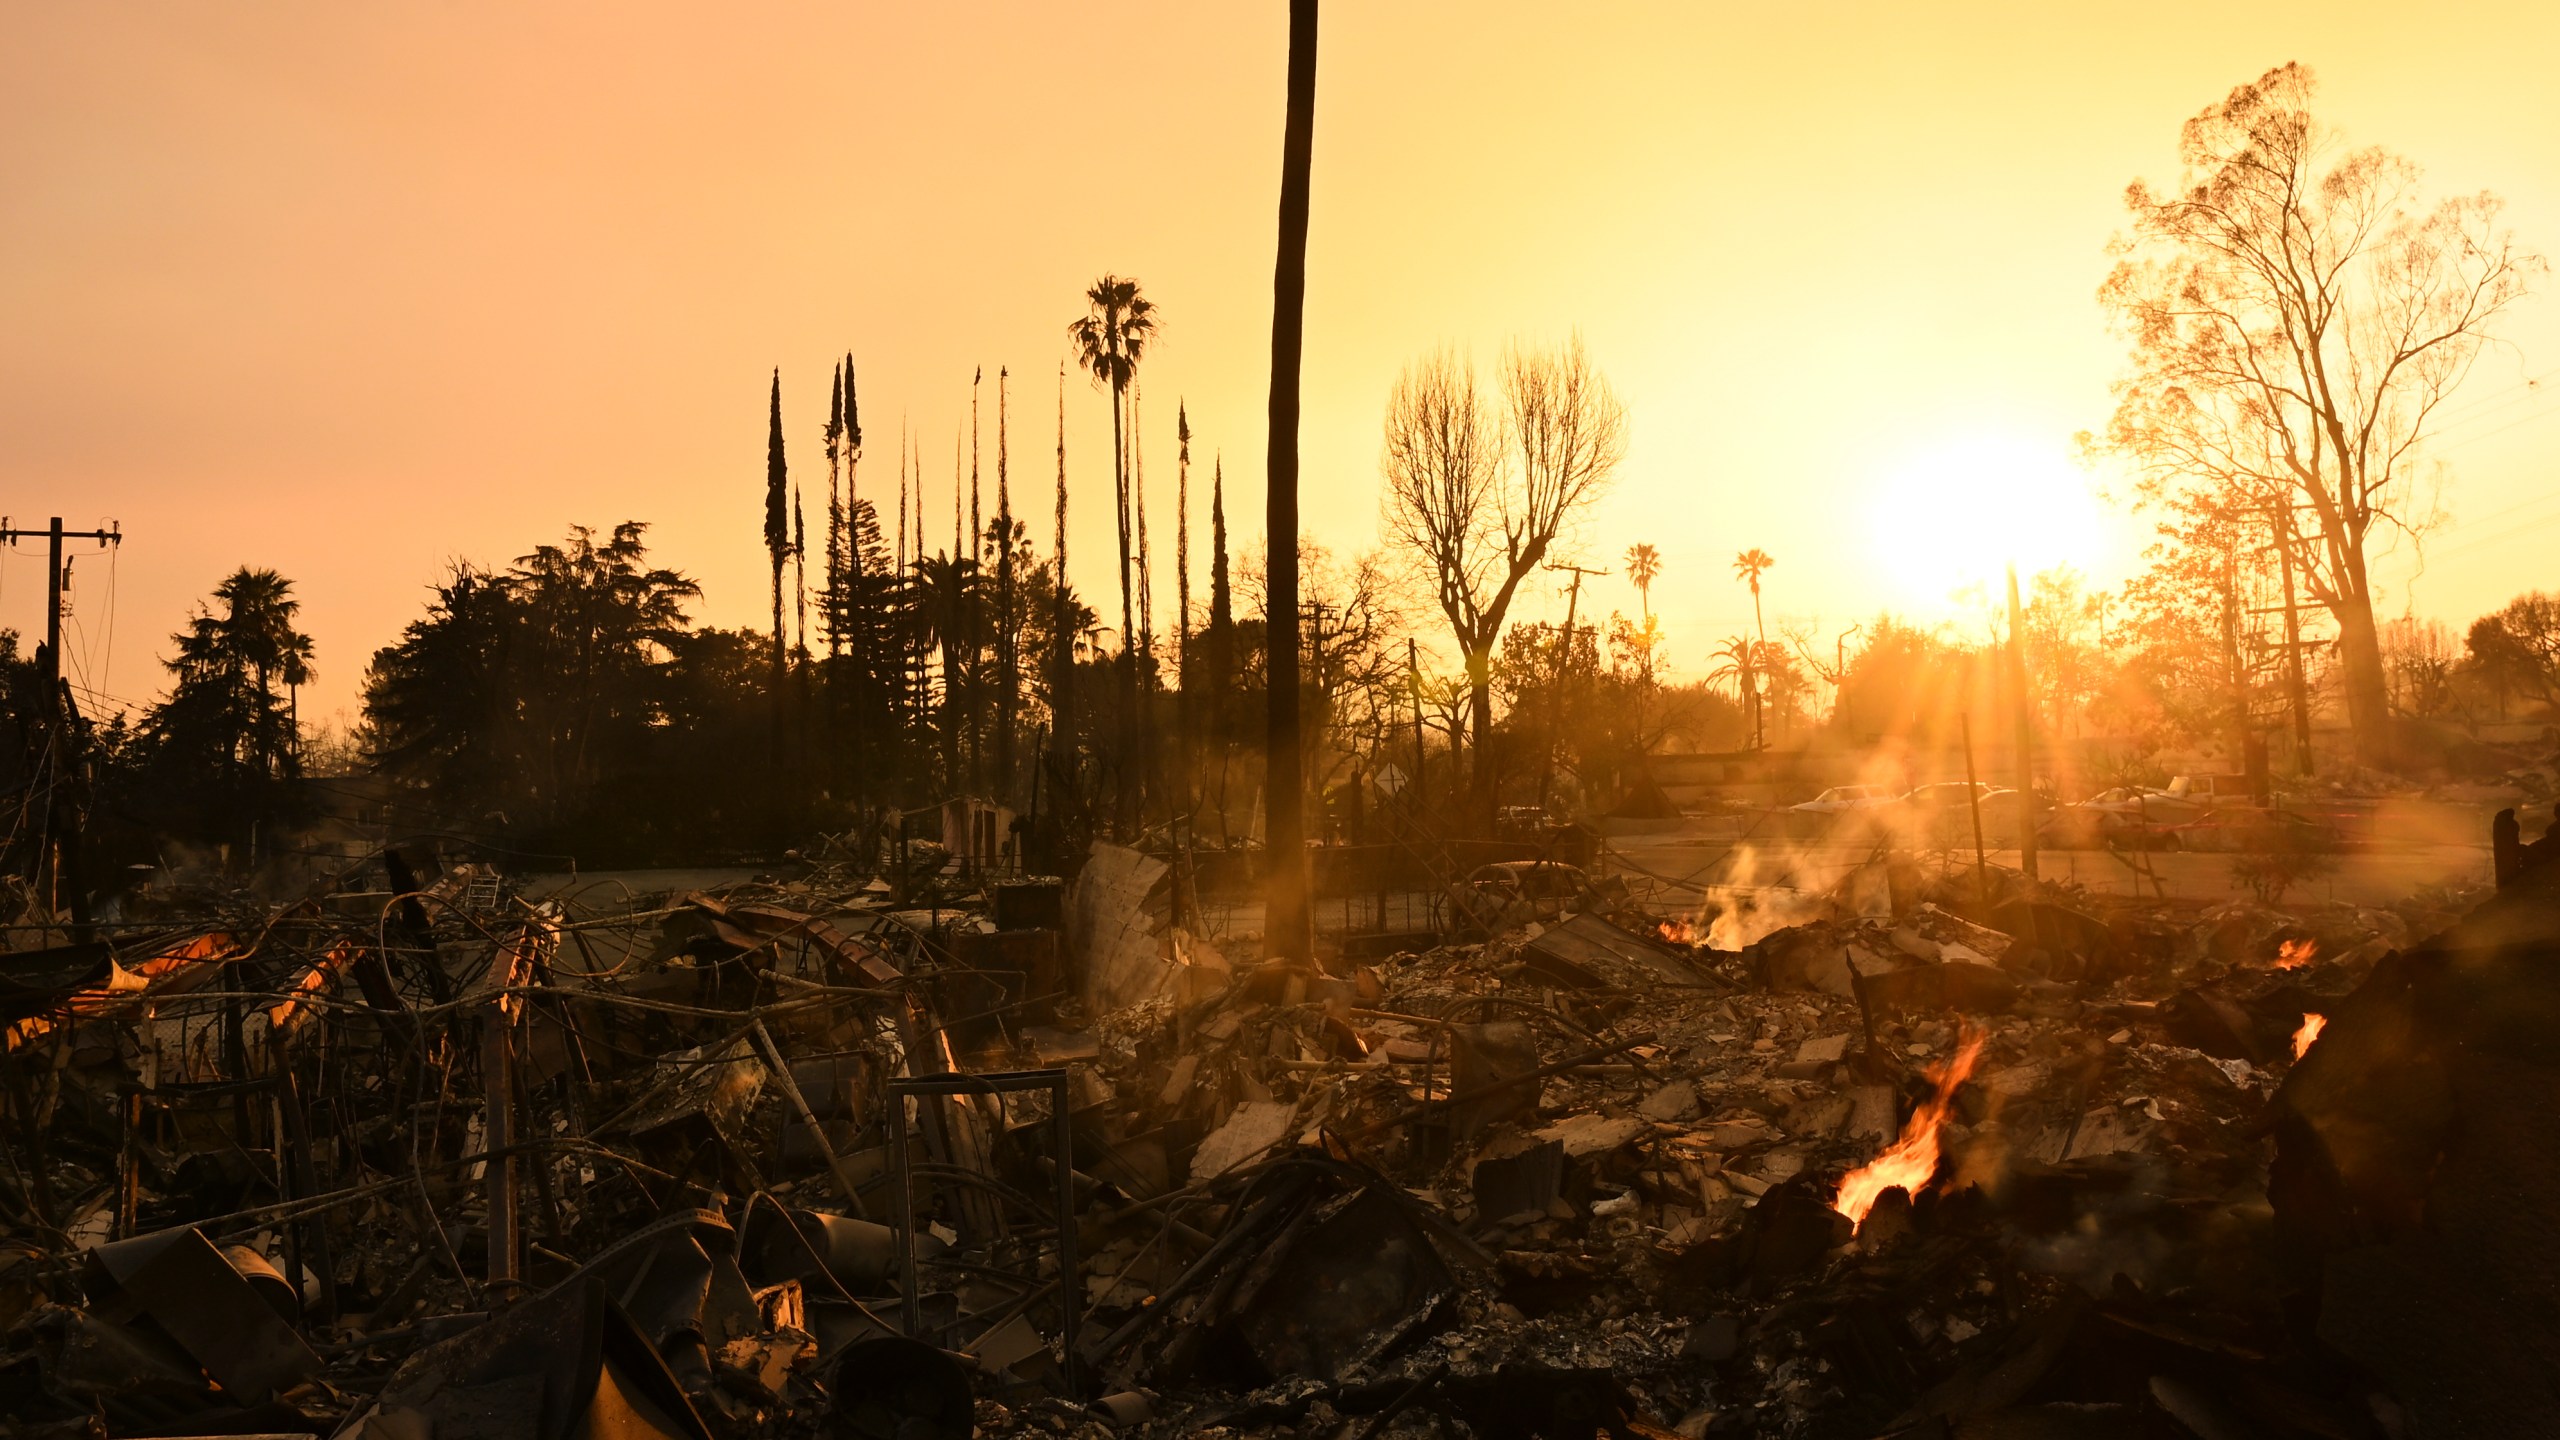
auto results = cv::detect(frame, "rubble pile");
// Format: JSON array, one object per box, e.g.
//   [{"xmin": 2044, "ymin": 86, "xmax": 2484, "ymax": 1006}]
[{"xmin": 0, "ymin": 823, "xmax": 2546, "ymax": 1439}]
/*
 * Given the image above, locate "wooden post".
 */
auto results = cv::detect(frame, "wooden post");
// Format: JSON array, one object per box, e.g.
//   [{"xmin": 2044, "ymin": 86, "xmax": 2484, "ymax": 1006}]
[
  {"xmin": 1961, "ymin": 714, "xmax": 1989, "ymax": 900},
  {"xmin": 483, "ymin": 1002, "xmax": 520, "ymax": 1298},
  {"xmin": 2006, "ymin": 566, "xmax": 2038, "ymax": 884}
]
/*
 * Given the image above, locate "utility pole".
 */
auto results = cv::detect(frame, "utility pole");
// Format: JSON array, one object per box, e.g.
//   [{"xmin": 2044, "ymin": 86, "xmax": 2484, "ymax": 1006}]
[
  {"xmin": 2, "ymin": 517, "xmax": 125, "ymax": 925},
  {"xmin": 2005, "ymin": 565, "xmax": 2038, "ymax": 885},
  {"xmin": 1538, "ymin": 562, "xmax": 1608, "ymax": 812}
]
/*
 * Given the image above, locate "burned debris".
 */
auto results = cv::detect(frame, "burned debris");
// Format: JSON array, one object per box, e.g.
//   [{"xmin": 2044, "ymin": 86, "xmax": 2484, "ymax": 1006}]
[{"xmin": 0, "ymin": 814, "xmax": 2543, "ymax": 1440}]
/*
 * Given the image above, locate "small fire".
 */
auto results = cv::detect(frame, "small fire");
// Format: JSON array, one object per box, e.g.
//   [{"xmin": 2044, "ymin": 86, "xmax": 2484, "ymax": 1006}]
[
  {"xmin": 1657, "ymin": 918, "xmax": 1698, "ymax": 946},
  {"xmin": 2275, "ymin": 938, "xmax": 2319, "ymax": 969},
  {"xmin": 1833, "ymin": 1028, "xmax": 1988, "ymax": 1230},
  {"xmin": 2292, "ymin": 1012, "xmax": 2327, "ymax": 1059}
]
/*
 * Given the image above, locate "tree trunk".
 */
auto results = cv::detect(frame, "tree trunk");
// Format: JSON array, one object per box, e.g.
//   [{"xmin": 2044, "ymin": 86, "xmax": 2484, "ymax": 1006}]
[
  {"xmin": 1467, "ymin": 647, "xmax": 1494, "ymax": 832},
  {"xmin": 2331, "ymin": 592, "xmax": 2393, "ymax": 770},
  {"xmin": 771, "ymin": 563, "xmax": 786, "ymax": 771},
  {"xmin": 1111, "ymin": 377, "xmax": 1136, "ymax": 834},
  {"xmin": 1261, "ymin": 0, "xmax": 1318, "ymax": 963}
]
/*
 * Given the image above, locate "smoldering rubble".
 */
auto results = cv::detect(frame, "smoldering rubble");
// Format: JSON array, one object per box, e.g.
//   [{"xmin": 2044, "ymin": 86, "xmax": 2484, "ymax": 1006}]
[{"xmin": 0, "ymin": 819, "xmax": 2553, "ymax": 1440}]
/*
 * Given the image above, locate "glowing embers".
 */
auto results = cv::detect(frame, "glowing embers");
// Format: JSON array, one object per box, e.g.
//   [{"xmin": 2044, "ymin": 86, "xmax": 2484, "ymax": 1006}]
[
  {"xmin": 2293, "ymin": 1012, "xmax": 2327, "ymax": 1059},
  {"xmin": 1832, "ymin": 1027, "xmax": 1987, "ymax": 1231}
]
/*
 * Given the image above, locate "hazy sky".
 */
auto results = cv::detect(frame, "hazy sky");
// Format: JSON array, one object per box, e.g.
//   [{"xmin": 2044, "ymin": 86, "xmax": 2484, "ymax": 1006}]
[{"xmin": 6, "ymin": 2, "xmax": 2557, "ymax": 726}]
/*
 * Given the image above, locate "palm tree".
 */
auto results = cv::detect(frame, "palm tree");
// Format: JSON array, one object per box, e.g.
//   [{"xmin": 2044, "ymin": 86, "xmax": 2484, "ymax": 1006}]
[
  {"xmin": 1069, "ymin": 274, "xmax": 1159, "ymax": 825},
  {"xmin": 1624, "ymin": 543, "xmax": 1661, "ymax": 627},
  {"xmin": 209, "ymin": 567, "xmax": 316, "ymax": 775},
  {"xmin": 1263, "ymin": 0, "xmax": 1317, "ymax": 958},
  {"xmin": 1733, "ymin": 548, "xmax": 1773, "ymax": 749},
  {"xmin": 1707, "ymin": 634, "xmax": 1759, "ymax": 749}
]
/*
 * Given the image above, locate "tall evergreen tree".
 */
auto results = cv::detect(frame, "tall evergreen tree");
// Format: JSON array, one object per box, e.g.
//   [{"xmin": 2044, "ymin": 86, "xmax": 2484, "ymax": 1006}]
[
  {"xmin": 1053, "ymin": 364, "xmax": 1072, "ymax": 747},
  {"xmin": 793, "ymin": 483, "xmax": 808, "ymax": 657},
  {"xmin": 1176, "ymin": 404, "xmax": 1193, "ymax": 807},
  {"xmin": 996, "ymin": 366, "xmax": 1017, "ymax": 802},
  {"xmin": 824, "ymin": 360, "xmax": 845, "ymax": 659},
  {"xmin": 1206, "ymin": 457, "xmax": 1235, "ymax": 785},
  {"xmin": 764, "ymin": 369, "xmax": 790, "ymax": 763}
]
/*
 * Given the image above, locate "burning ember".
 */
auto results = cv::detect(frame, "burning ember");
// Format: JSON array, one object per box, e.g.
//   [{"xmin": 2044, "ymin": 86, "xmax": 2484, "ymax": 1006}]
[
  {"xmin": 2275, "ymin": 938, "xmax": 2319, "ymax": 969},
  {"xmin": 2293, "ymin": 1012, "xmax": 2327, "ymax": 1059},
  {"xmin": 1833, "ymin": 1028, "xmax": 1987, "ymax": 1230},
  {"xmin": 1658, "ymin": 918, "xmax": 1697, "ymax": 946}
]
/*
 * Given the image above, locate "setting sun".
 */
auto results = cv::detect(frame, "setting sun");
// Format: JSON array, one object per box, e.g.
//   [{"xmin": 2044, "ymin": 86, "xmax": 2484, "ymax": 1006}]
[{"xmin": 1867, "ymin": 431, "xmax": 2109, "ymax": 606}]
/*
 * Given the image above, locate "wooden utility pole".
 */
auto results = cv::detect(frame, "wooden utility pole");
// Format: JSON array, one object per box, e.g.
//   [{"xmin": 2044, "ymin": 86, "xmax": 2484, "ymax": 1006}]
[
  {"xmin": 1538, "ymin": 562, "xmax": 1608, "ymax": 812},
  {"xmin": 1262, "ymin": 0, "xmax": 1318, "ymax": 964},
  {"xmin": 1960, "ymin": 713, "xmax": 1990, "ymax": 899},
  {"xmin": 2005, "ymin": 565, "xmax": 2038, "ymax": 884},
  {"xmin": 2, "ymin": 517, "xmax": 123, "ymax": 925}
]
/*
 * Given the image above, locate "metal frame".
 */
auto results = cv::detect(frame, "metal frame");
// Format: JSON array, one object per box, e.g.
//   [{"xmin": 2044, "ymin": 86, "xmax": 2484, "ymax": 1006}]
[{"xmin": 887, "ymin": 1067, "xmax": 1078, "ymax": 1393}]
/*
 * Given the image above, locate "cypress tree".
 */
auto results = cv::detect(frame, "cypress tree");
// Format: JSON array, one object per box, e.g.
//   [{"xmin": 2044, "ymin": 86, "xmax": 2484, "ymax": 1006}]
[
  {"xmin": 824, "ymin": 361, "xmax": 845, "ymax": 659},
  {"xmin": 1176, "ymin": 403, "xmax": 1193, "ymax": 811},
  {"xmin": 996, "ymin": 366, "xmax": 1016, "ymax": 803},
  {"xmin": 765, "ymin": 369, "xmax": 789, "ymax": 765},
  {"xmin": 1053, "ymin": 364, "xmax": 1071, "ymax": 747}
]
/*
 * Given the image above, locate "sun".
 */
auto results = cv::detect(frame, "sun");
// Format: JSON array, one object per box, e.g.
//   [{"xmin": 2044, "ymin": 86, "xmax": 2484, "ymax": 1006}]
[{"xmin": 1867, "ymin": 432, "xmax": 2106, "ymax": 607}]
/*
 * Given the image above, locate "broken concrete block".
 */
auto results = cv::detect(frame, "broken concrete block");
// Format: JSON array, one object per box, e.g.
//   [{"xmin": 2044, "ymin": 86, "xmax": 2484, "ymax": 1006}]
[
  {"xmin": 1794, "ymin": 1033, "xmax": 1852, "ymax": 1065},
  {"xmin": 1534, "ymin": 1113, "xmax": 1647, "ymax": 1158},
  {"xmin": 1192, "ymin": 1100, "xmax": 1297, "ymax": 1179},
  {"xmin": 1639, "ymin": 1081, "xmax": 1701, "ymax": 1121}
]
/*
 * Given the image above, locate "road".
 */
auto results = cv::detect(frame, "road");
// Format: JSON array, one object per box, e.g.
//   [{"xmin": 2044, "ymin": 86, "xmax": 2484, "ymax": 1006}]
[{"xmin": 1601, "ymin": 828, "xmax": 2491, "ymax": 909}]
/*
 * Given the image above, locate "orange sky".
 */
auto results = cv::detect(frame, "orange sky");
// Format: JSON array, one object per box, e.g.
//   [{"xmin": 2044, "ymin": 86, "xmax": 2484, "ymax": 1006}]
[{"xmin": 5, "ymin": 2, "xmax": 2557, "ymax": 727}]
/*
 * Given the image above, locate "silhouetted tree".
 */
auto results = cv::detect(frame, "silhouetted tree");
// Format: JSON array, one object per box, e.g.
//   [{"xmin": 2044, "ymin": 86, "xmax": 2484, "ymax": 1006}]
[
  {"xmin": 1070, "ymin": 275, "xmax": 1158, "ymax": 826},
  {"xmin": 764, "ymin": 370, "xmax": 791, "ymax": 763},
  {"xmin": 1734, "ymin": 548, "xmax": 1774, "ymax": 748},
  {"xmin": 2096, "ymin": 62, "xmax": 2543, "ymax": 768},
  {"xmin": 135, "ymin": 568, "xmax": 316, "ymax": 858},
  {"xmin": 1382, "ymin": 338, "xmax": 1625, "ymax": 825}
]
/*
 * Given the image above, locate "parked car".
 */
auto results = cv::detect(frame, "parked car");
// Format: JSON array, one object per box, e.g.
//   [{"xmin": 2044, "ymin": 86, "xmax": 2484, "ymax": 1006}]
[
  {"xmin": 1458, "ymin": 860, "xmax": 1591, "ymax": 909},
  {"xmin": 1453, "ymin": 860, "xmax": 1592, "ymax": 928},
  {"xmin": 1786, "ymin": 785, "xmax": 1897, "ymax": 816},
  {"xmin": 2167, "ymin": 773, "xmax": 2260, "ymax": 804},
  {"xmin": 2077, "ymin": 785, "xmax": 2209, "ymax": 821},
  {"xmin": 1898, "ymin": 781, "xmax": 2010, "ymax": 816}
]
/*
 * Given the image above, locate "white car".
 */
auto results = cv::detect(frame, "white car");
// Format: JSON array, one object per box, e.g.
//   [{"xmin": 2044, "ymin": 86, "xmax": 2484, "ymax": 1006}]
[
  {"xmin": 1788, "ymin": 785, "xmax": 1897, "ymax": 815},
  {"xmin": 2079, "ymin": 786, "xmax": 2208, "ymax": 821}
]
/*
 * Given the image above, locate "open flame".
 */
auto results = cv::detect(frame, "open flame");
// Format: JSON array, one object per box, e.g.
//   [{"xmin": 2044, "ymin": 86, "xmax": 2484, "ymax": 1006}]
[
  {"xmin": 2275, "ymin": 938, "xmax": 2318, "ymax": 969},
  {"xmin": 2292, "ymin": 1012, "xmax": 2326, "ymax": 1059},
  {"xmin": 1832, "ymin": 1028, "xmax": 1988, "ymax": 1230},
  {"xmin": 1657, "ymin": 918, "xmax": 1697, "ymax": 946}
]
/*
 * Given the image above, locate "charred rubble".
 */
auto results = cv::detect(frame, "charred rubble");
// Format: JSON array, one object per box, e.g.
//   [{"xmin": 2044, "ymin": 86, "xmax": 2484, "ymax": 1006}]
[{"xmin": 0, "ymin": 817, "xmax": 2549, "ymax": 1440}]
